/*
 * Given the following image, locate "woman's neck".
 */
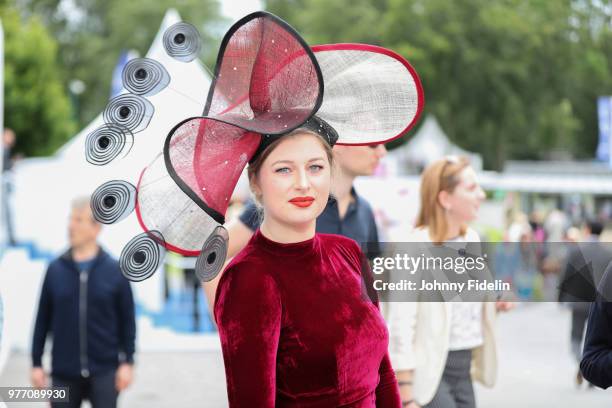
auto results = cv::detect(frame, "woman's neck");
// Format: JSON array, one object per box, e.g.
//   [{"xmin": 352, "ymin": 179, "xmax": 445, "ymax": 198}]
[
  {"xmin": 444, "ymin": 216, "xmax": 464, "ymax": 241},
  {"xmin": 260, "ymin": 217, "xmax": 316, "ymax": 244}
]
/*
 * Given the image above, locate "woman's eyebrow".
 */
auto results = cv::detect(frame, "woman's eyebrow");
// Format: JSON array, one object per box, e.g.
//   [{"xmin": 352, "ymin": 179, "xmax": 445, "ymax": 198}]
[
  {"xmin": 271, "ymin": 157, "xmax": 325, "ymax": 166},
  {"xmin": 271, "ymin": 159, "xmax": 294, "ymax": 166}
]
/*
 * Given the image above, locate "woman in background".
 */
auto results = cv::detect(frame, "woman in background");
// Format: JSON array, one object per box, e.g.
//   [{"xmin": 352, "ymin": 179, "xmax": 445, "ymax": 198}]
[{"xmin": 387, "ymin": 156, "xmax": 511, "ymax": 408}]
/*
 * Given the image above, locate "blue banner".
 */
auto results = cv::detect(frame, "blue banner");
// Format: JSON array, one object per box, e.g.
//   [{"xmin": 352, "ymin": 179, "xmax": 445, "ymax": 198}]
[{"xmin": 597, "ymin": 96, "xmax": 612, "ymax": 165}]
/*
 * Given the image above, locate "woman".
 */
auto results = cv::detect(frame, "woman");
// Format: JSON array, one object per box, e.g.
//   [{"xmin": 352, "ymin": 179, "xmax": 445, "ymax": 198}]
[
  {"xmin": 99, "ymin": 10, "xmax": 423, "ymax": 407},
  {"xmin": 214, "ymin": 126, "xmax": 401, "ymax": 407},
  {"xmin": 387, "ymin": 156, "xmax": 511, "ymax": 408}
]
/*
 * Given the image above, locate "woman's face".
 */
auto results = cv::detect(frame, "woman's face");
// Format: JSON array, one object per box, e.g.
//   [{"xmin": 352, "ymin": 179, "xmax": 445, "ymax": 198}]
[
  {"xmin": 253, "ymin": 132, "xmax": 331, "ymax": 228},
  {"xmin": 441, "ymin": 166, "xmax": 485, "ymax": 223}
]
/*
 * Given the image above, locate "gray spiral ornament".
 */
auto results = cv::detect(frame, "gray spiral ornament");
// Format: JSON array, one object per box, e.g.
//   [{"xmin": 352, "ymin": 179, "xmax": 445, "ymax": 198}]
[
  {"xmin": 163, "ymin": 22, "xmax": 201, "ymax": 62},
  {"xmin": 85, "ymin": 124, "xmax": 134, "ymax": 165},
  {"xmin": 120, "ymin": 231, "xmax": 166, "ymax": 282},
  {"xmin": 103, "ymin": 94, "xmax": 154, "ymax": 134},
  {"xmin": 91, "ymin": 180, "xmax": 136, "ymax": 224},
  {"xmin": 122, "ymin": 58, "xmax": 170, "ymax": 97},
  {"xmin": 195, "ymin": 226, "xmax": 228, "ymax": 282}
]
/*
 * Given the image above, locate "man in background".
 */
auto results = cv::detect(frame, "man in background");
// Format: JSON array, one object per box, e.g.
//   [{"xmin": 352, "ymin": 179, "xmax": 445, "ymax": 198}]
[
  {"xmin": 580, "ymin": 261, "xmax": 612, "ymax": 389},
  {"xmin": 31, "ymin": 196, "xmax": 136, "ymax": 407},
  {"xmin": 559, "ymin": 219, "xmax": 612, "ymax": 387}
]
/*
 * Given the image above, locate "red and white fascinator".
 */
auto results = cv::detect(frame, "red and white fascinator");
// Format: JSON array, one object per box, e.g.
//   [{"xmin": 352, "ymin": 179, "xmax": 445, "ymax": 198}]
[{"xmin": 86, "ymin": 11, "xmax": 424, "ymax": 282}]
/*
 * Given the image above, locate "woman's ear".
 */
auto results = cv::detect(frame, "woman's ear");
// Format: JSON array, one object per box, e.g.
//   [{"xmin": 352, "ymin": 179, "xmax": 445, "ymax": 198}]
[{"xmin": 438, "ymin": 190, "xmax": 451, "ymax": 211}]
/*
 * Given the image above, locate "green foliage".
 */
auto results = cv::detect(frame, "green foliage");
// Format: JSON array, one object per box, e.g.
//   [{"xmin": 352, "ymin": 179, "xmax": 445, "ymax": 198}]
[
  {"xmin": 266, "ymin": 0, "xmax": 612, "ymax": 170},
  {"xmin": 2, "ymin": 7, "xmax": 76, "ymax": 156},
  {"xmin": 16, "ymin": 0, "xmax": 224, "ymax": 130}
]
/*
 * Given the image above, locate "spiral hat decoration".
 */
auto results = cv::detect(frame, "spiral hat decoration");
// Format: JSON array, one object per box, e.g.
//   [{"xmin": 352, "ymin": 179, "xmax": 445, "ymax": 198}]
[{"xmin": 85, "ymin": 11, "xmax": 424, "ymax": 280}]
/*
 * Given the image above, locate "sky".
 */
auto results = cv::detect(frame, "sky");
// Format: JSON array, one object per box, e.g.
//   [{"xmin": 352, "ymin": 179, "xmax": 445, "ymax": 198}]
[
  {"xmin": 220, "ymin": 0, "xmax": 263, "ymax": 21},
  {"xmin": 56, "ymin": 0, "xmax": 264, "ymax": 29}
]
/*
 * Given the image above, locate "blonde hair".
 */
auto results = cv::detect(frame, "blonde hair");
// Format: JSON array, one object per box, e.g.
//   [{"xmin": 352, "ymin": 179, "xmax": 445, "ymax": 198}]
[
  {"xmin": 416, "ymin": 156, "xmax": 471, "ymax": 243},
  {"xmin": 71, "ymin": 195, "xmax": 92, "ymax": 211}
]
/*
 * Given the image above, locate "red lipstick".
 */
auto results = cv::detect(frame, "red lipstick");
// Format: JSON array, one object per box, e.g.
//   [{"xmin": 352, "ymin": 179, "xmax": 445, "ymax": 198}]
[{"xmin": 289, "ymin": 196, "xmax": 315, "ymax": 208}]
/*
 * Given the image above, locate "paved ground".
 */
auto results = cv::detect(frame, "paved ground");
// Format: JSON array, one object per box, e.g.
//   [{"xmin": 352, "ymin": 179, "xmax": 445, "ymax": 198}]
[
  {"xmin": 475, "ymin": 302, "xmax": 611, "ymax": 407},
  {"xmin": 0, "ymin": 303, "xmax": 611, "ymax": 407},
  {"xmin": 0, "ymin": 351, "xmax": 227, "ymax": 408}
]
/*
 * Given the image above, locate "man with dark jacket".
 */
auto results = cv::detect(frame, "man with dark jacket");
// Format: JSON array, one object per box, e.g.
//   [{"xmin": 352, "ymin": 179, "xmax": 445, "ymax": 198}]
[
  {"xmin": 31, "ymin": 197, "xmax": 136, "ymax": 407},
  {"xmin": 558, "ymin": 220, "xmax": 612, "ymax": 386},
  {"xmin": 581, "ymin": 261, "xmax": 612, "ymax": 389}
]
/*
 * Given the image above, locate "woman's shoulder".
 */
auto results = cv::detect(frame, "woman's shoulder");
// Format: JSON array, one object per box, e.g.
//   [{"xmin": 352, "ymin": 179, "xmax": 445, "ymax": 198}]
[
  {"xmin": 317, "ymin": 233, "xmax": 362, "ymax": 256},
  {"xmin": 316, "ymin": 233, "xmax": 365, "ymax": 272},
  {"xmin": 214, "ymin": 252, "xmax": 283, "ymax": 324},
  {"xmin": 317, "ymin": 232, "xmax": 360, "ymax": 246},
  {"xmin": 221, "ymin": 247, "xmax": 274, "ymax": 283},
  {"xmin": 216, "ymin": 247, "xmax": 279, "ymax": 301}
]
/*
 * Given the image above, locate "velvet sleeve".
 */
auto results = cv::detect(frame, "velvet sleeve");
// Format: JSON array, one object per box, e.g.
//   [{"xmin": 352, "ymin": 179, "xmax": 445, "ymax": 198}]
[
  {"xmin": 352, "ymin": 245, "xmax": 417, "ymax": 387},
  {"xmin": 214, "ymin": 265, "xmax": 282, "ymax": 407},
  {"xmin": 376, "ymin": 352, "xmax": 402, "ymax": 407},
  {"xmin": 347, "ymin": 240, "xmax": 401, "ymax": 406}
]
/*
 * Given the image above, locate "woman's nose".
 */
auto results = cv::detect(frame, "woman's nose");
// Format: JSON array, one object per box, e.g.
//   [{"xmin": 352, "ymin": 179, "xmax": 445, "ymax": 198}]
[
  {"xmin": 478, "ymin": 187, "xmax": 486, "ymax": 200},
  {"xmin": 376, "ymin": 144, "xmax": 387, "ymax": 158},
  {"xmin": 294, "ymin": 169, "xmax": 310, "ymax": 190}
]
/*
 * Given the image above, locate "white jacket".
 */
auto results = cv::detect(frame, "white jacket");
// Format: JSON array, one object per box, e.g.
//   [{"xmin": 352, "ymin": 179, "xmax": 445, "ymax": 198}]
[{"xmin": 385, "ymin": 227, "xmax": 498, "ymax": 405}]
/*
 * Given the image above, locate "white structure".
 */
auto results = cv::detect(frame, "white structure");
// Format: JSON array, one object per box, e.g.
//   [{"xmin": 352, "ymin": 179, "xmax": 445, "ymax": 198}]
[
  {"xmin": 480, "ymin": 161, "xmax": 612, "ymax": 195},
  {"xmin": 0, "ymin": 18, "xmax": 9, "ymax": 378},
  {"xmin": 384, "ymin": 115, "xmax": 483, "ymax": 175},
  {"xmin": 14, "ymin": 9, "xmax": 212, "ymax": 256},
  {"xmin": 0, "ymin": 9, "xmax": 214, "ymax": 352}
]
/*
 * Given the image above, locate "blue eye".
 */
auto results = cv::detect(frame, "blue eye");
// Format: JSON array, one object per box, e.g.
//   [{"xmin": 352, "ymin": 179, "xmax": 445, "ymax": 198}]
[
  {"xmin": 275, "ymin": 167, "xmax": 290, "ymax": 174},
  {"xmin": 309, "ymin": 164, "xmax": 324, "ymax": 172}
]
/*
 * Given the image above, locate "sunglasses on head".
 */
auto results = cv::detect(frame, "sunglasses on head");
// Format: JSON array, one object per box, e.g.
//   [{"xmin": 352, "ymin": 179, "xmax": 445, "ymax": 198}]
[{"xmin": 439, "ymin": 155, "xmax": 461, "ymax": 184}]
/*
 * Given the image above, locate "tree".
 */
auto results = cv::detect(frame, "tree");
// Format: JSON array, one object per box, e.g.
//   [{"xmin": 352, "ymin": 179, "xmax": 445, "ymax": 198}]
[
  {"xmin": 2, "ymin": 7, "xmax": 76, "ymax": 156},
  {"xmin": 16, "ymin": 0, "xmax": 224, "ymax": 128},
  {"xmin": 266, "ymin": 0, "xmax": 612, "ymax": 170}
]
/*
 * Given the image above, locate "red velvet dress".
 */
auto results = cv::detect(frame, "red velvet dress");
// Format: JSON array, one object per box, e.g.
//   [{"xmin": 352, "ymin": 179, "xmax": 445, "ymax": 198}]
[{"xmin": 214, "ymin": 230, "xmax": 401, "ymax": 407}]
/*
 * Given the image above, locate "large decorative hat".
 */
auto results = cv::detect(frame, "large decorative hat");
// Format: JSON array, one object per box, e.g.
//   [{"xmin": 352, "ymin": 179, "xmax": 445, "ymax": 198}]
[{"xmin": 85, "ymin": 11, "xmax": 424, "ymax": 282}]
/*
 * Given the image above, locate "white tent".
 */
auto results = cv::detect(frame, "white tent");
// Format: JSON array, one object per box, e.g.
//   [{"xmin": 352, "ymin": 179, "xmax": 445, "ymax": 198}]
[
  {"xmin": 11, "ymin": 9, "xmax": 213, "ymax": 257},
  {"xmin": 0, "ymin": 18, "xmax": 9, "ymax": 379},
  {"xmin": 384, "ymin": 115, "xmax": 483, "ymax": 175},
  {"xmin": 0, "ymin": 10, "xmax": 214, "ymax": 352}
]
